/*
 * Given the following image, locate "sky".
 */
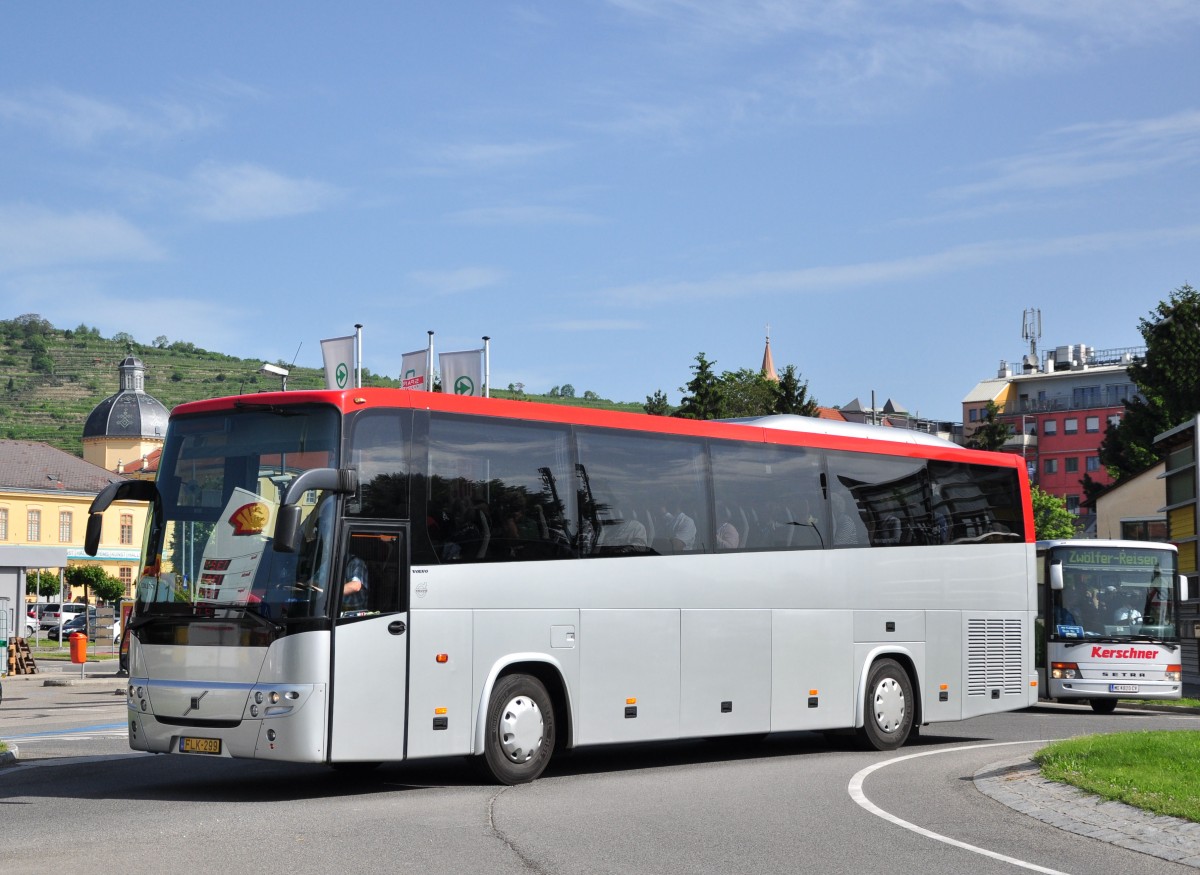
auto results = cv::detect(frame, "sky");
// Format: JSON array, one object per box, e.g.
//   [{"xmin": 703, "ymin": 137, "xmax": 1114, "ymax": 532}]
[{"xmin": 1, "ymin": 2, "xmax": 1198, "ymax": 420}]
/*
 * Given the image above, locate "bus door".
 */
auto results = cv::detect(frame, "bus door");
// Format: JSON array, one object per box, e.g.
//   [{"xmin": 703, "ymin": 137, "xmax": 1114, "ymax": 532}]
[{"xmin": 330, "ymin": 523, "xmax": 409, "ymax": 761}]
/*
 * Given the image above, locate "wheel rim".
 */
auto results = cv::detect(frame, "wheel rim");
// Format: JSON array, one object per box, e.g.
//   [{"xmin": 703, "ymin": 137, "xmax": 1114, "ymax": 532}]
[
  {"xmin": 872, "ymin": 677, "xmax": 905, "ymax": 734},
  {"xmin": 498, "ymin": 695, "xmax": 543, "ymax": 764}
]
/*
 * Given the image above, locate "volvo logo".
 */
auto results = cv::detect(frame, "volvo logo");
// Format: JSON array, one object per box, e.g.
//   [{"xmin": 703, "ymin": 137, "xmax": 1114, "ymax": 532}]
[{"xmin": 183, "ymin": 691, "xmax": 208, "ymax": 716}]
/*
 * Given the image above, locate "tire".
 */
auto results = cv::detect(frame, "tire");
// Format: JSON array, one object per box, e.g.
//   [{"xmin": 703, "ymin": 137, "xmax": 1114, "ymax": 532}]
[
  {"xmin": 481, "ymin": 673, "xmax": 556, "ymax": 785},
  {"xmin": 857, "ymin": 658, "xmax": 914, "ymax": 751},
  {"xmin": 1089, "ymin": 698, "xmax": 1118, "ymax": 715}
]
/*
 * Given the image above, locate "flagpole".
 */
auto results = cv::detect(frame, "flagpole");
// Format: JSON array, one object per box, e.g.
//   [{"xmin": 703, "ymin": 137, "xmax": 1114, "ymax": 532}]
[
  {"xmin": 354, "ymin": 324, "xmax": 363, "ymax": 389},
  {"xmin": 482, "ymin": 336, "xmax": 490, "ymax": 398},
  {"xmin": 427, "ymin": 330, "xmax": 435, "ymax": 392}
]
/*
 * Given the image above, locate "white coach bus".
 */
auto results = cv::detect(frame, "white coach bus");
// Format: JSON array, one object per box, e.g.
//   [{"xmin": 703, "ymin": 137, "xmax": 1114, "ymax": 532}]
[
  {"xmin": 86, "ymin": 388, "xmax": 1037, "ymax": 783},
  {"xmin": 1038, "ymin": 539, "xmax": 1186, "ymax": 712}
]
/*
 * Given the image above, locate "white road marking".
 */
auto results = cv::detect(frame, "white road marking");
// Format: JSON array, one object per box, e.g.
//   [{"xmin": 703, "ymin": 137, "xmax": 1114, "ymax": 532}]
[{"xmin": 848, "ymin": 739, "xmax": 1069, "ymax": 875}]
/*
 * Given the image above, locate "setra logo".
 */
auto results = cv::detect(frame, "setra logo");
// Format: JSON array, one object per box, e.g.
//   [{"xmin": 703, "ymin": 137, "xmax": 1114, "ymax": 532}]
[{"xmin": 229, "ymin": 502, "xmax": 270, "ymax": 535}]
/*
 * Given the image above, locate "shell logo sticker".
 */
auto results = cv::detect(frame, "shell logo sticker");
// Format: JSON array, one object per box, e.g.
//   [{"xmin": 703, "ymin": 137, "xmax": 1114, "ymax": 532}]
[{"xmin": 229, "ymin": 502, "xmax": 270, "ymax": 535}]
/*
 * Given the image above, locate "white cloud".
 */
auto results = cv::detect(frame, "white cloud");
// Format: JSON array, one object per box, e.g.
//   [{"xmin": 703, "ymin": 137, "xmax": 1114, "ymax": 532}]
[
  {"xmin": 187, "ymin": 162, "xmax": 343, "ymax": 222},
  {"xmin": 598, "ymin": 224, "xmax": 1200, "ymax": 304},
  {"xmin": 0, "ymin": 87, "xmax": 215, "ymax": 147},
  {"xmin": 418, "ymin": 140, "xmax": 572, "ymax": 176},
  {"xmin": 407, "ymin": 267, "xmax": 507, "ymax": 296},
  {"xmin": 0, "ymin": 204, "xmax": 163, "ymax": 272},
  {"xmin": 942, "ymin": 109, "xmax": 1200, "ymax": 200}
]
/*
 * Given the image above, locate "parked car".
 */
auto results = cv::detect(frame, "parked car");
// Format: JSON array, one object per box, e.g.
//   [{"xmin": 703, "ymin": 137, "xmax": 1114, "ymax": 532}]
[
  {"xmin": 50, "ymin": 609, "xmax": 120, "ymax": 643},
  {"xmin": 25, "ymin": 610, "xmax": 36, "ymax": 637},
  {"xmin": 38, "ymin": 603, "xmax": 87, "ymax": 632}
]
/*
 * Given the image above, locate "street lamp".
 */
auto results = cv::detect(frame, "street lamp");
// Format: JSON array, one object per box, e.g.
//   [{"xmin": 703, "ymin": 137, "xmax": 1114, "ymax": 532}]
[{"xmin": 259, "ymin": 363, "xmax": 289, "ymax": 391}]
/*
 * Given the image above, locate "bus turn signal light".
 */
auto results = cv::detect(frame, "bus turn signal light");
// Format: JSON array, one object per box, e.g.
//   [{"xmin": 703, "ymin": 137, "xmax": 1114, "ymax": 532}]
[{"xmin": 435, "ymin": 653, "xmax": 448, "ymax": 663}]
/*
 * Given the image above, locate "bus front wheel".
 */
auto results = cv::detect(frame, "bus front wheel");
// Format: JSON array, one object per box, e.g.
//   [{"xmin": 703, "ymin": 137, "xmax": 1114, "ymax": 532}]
[
  {"xmin": 482, "ymin": 673, "xmax": 556, "ymax": 785},
  {"xmin": 858, "ymin": 659, "xmax": 913, "ymax": 751},
  {"xmin": 1089, "ymin": 698, "xmax": 1118, "ymax": 715}
]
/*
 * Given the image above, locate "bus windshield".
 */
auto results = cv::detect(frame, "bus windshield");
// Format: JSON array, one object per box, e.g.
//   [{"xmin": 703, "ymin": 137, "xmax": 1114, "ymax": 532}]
[
  {"xmin": 135, "ymin": 404, "xmax": 341, "ymax": 632},
  {"xmin": 1047, "ymin": 544, "xmax": 1178, "ymax": 641}
]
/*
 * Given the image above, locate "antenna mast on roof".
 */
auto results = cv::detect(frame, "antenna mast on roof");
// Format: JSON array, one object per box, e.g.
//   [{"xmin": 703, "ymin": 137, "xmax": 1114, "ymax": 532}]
[{"xmin": 1022, "ymin": 308, "xmax": 1041, "ymax": 360}]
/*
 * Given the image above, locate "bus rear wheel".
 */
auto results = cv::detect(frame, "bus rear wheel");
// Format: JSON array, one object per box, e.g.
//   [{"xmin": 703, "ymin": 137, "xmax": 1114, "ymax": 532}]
[
  {"xmin": 482, "ymin": 673, "xmax": 556, "ymax": 785},
  {"xmin": 858, "ymin": 659, "xmax": 914, "ymax": 751},
  {"xmin": 1089, "ymin": 698, "xmax": 1118, "ymax": 715}
]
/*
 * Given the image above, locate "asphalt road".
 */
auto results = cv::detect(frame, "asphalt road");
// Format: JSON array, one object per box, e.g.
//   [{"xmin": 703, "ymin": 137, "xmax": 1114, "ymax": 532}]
[{"xmin": 3, "ymin": 675, "xmax": 1199, "ymax": 875}]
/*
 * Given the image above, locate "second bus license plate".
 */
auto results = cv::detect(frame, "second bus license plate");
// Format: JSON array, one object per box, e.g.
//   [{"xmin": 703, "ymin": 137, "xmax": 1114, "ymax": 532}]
[
  {"xmin": 179, "ymin": 736, "xmax": 222, "ymax": 755},
  {"xmin": 1109, "ymin": 684, "xmax": 1139, "ymax": 693}
]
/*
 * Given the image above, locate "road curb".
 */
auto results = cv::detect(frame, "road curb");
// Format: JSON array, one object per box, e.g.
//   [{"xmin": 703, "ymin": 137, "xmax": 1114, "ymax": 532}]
[{"xmin": 0, "ymin": 746, "xmax": 18, "ymax": 769}]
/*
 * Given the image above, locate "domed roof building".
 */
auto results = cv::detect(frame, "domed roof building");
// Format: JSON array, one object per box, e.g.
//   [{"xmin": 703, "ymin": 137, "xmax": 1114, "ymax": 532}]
[{"xmin": 82, "ymin": 354, "xmax": 169, "ymax": 474}]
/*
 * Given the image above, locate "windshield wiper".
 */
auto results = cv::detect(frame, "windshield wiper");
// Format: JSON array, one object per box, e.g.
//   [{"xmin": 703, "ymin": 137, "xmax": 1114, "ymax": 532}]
[{"xmin": 237, "ymin": 607, "xmax": 285, "ymax": 636}]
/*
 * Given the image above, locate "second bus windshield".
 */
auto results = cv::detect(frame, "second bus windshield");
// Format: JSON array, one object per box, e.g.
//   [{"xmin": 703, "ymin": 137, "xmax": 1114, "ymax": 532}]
[{"xmin": 1049, "ymin": 545, "xmax": 1178, "ymax": 640}]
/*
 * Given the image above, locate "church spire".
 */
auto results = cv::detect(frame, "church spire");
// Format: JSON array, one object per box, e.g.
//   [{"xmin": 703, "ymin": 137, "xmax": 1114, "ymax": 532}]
[{"xmin": 761, "ymin": 325, "xmax": 778, "ymax": 382}]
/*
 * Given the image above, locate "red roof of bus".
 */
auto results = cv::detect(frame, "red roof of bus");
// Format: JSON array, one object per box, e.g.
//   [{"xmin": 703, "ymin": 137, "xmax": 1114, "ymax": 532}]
[{"xmin": 173, "ymin": 387, "xmax": 1024, "ymax": 470}]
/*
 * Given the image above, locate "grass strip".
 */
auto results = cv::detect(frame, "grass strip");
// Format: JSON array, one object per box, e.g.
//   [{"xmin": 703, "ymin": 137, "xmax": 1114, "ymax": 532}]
[{"xmin": 1035, "ymin": 730, "xmax": 1200, "ymax": 822}]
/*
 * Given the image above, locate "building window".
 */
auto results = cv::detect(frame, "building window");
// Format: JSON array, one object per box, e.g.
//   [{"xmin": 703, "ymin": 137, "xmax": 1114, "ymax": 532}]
[
  {"xmin": 1066, "ymin": 495, "xmax": 1081, "ymax": 514},
  {"xmin": 1064, "ymin": 418, "xmax": 1078, "ymax": 434},
  {"xmin": 1122, "ymin": 520, "xmax": 1168, "ymax": 541},
  {"xmin": 1072, "ymin": 386, "xmax": 1101, "ymax": 408},
  {"xmin": 59, "ymin": 511, "xmax": 72, "ymax": 542},
  {"xmin": 1044, "ymin": 459, "xmax": 1058, "ymax": 474},
  {"xmin": 119, "ymin": 566, "xmax": 133, "ymax": 597},
  {"xmin": 1043, "ymin": 420, "xmax": 1057, "ymax": 435},
  {"xmin": 120, "ymin": 513, "xmax": 133, "ymax": 545},
  {"xmin": 1086, "ymin": 456, "xmax": 1101, "ymax": 472},
  {"xmin": 28, "ymin": 509, "xmax": 41, "ymax": 541},
  {"xmin": 1065, "ymin": 457, "xmax": 1079, "ymax": 473},
  {"xmin": 0, "ymin": 507, "xmax": 6, "ymax": 541},
  {"xmin": 968, "ymin": 408, "xmax": 979, "ymax": 422},
  {"xmin": 1108, "ymin": 414, "xmax": 1122, "ymax": 428},
  {"xmin": 1085, "ymin": 416, "xmax": 1100, "ymax": 433}
]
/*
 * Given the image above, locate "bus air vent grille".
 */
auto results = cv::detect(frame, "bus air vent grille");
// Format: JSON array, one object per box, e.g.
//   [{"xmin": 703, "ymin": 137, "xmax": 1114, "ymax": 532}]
[{"xmin": 965, "ymin": 618, "xmax": 1024, "ymax": 697}]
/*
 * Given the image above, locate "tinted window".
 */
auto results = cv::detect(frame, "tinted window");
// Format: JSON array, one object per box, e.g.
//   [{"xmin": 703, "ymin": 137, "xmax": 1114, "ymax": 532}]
[
  {"xmin": 710, "ymin": 441, "xmax": 826, "ymax": 551},
  {"xmin": 422, "ymin": 414, "xmax": 574, "ymax": 564},
  {"xmin": 576, "ymin": 429, "xmax": 709, "ymax": 555},
  {"xmin": 929, "ymin": 461, "xmax": 1025, "ymax": 543},
  {"xmin": 348, "ymin": 411, "xmax": 411, "ymax": 519},
  {"xmin": 827, "ymin": 451, "xmax": 932, "ymax": 547}
]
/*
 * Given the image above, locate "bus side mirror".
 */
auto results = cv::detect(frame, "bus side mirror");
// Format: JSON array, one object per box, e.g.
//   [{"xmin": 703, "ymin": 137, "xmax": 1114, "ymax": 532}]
[
  {"xmin": 84, "ymin": 513, "xmax": 105, "ymax": 557},
  {"xmin": 274, "ymin": 504, "xmax": 303, "ymax": 553},
  {"xmin": 1049, "ymin": 561, "xmax": 1064, "ymax": 591},
  {"xmin": 272, "ymin": 467, "xmax": 358, "ymax": 554},
  {"xmin": 84, "ymin": 479, "xmax": 159, "ymax": 557},
  {"xmin": 1181, "ymin": 575, "xmax": 1189, "ymax": 603}
]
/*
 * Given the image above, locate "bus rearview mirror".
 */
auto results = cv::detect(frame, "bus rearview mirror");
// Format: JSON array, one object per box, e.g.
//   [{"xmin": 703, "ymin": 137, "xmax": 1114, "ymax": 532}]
[{"xmin": 1049, "ymin": 561, "xmax": 1064, "ymax": 591}]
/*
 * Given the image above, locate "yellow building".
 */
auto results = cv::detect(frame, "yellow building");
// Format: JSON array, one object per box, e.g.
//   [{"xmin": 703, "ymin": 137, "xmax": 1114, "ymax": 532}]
[{"xmin": 0, "ymin": 440, "xmax": 148, "ymax": 602}]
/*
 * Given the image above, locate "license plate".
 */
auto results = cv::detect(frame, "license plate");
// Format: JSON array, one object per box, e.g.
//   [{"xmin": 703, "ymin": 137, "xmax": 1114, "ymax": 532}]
[
  {"xmin": 179, "ymin": 736, "xmax": 222, "ymax": 755},
  {"xmin": 1109, "ymin": 684, "xmax": 1139, "ymax": 694}
]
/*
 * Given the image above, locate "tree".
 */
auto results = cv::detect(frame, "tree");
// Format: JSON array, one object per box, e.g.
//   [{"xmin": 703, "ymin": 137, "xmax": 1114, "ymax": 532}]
[
  {"xmin": 1099, "ymin": 284, "xmax": 1200, "ymax": 482},
  {"xmin": 717, "ymin": 368, "xmax": 777, "ymax": 418},
  {"xmin": 26, "ymin": 569, "xmax": 62, "ymax": 599},
  {"xmin": 66, "ymin": 564, "xmax": 125, "ymax": 604},
  {"xmin": 675, "ymin": 353, "xmax": 726, "ymax": 420},
  {"xmin": 559, "ymin": 384, "xmax": 576, "ymax": 399},
  {"xmin": 773, "ymin": 365, "xmax": 819, "ymax": 416},
  {"xmin": 967, "ymin": 402, "xmax": 1011, "ymax": 451},
  {"xmin": 644, "ymin": 390, "xmax": 672, "ymax": 416},
  {"xmin": 1031, "ymin": 486, "xmax": 1077, "ymax": 540}
]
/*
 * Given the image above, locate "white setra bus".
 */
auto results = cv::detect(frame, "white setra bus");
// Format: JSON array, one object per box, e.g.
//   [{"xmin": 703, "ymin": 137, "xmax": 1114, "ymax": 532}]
[
  {"xmin": 1037, "ymin": 539, "xmax": 1187, "ymax": 713},
  {"xmin": 86, "ymin": 388, "xmax": 1038, "ymax": 783}
]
